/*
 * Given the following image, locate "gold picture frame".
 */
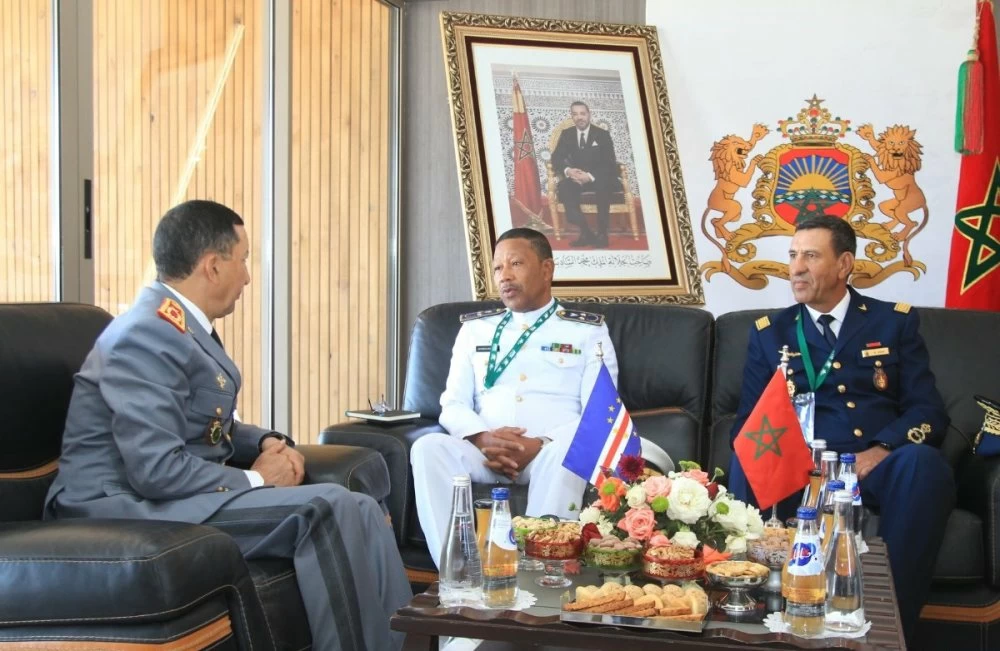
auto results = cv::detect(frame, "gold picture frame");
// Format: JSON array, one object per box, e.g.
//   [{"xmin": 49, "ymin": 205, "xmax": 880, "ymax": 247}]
[{"xmin": 441, "ymin": 12, "xmax": 703, "ymax": 304}]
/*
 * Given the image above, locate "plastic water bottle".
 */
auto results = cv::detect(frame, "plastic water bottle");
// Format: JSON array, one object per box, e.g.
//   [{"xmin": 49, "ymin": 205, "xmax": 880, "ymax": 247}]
[
  {"xmin": 784, "ymin": 506, "xmax": 826, "ymax": 637},
  {"xmin": 438, "ymin": 475, "xmax": 482, "ymax": 607},
  {"xmin": 482, "ymin": 487, "xmax": 519, "ymax": 608},
  {"xmin": 837, "ymin": 453, "xmax": 864, "ymax": 534},
  {"xmin": 825, "ymin": 490, "xmax": 865, "ymax": 633}
]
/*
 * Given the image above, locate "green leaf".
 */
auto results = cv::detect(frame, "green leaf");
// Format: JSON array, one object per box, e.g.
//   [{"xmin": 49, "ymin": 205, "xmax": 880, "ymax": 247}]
[{"xmin": 568, "ymin": 503, "xmax": 577, "ymax": 512}]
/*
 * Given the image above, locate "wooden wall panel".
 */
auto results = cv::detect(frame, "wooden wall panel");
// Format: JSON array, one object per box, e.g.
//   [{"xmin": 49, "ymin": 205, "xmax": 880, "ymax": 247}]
[
  {"xmin": 0, "ymin": 0, "xmax": 53, "ymax": 302},
  {"xmin": 91, "ymin": 0, "xmax": 264, "ymax": 423},
  {"xmin": 290, "ymin": 0, "xmax": 391, "ymax": 442}
]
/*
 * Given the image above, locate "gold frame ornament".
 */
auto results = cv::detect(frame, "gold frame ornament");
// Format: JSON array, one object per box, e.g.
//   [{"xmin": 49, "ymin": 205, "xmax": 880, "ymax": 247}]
[{"xmin": 441, "ymin": 12, "xmax": 703, "ymax": 304}]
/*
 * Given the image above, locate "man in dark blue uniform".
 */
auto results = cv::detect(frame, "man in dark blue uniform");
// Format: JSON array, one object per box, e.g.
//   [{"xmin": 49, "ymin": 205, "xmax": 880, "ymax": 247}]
[{"xmin": 728, "ymin": 215, "xmax": 954, "ymax": 639}]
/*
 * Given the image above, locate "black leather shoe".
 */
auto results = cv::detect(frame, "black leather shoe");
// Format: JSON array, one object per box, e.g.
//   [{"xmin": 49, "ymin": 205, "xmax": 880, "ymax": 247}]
[
  {"xmin": 592, "ymin": 235, "xmax": 610, "ymax": 248},
  {"xmin": 570, "ymin": 235, "xmax": 594, "ymax": 247}
]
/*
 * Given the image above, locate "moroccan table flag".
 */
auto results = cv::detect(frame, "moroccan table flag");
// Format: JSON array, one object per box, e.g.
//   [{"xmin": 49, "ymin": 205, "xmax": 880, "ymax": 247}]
[
  {"xmin": 563, "ymin": 361, "xmax": 641, "ymax": 484},
  {"xmin": 946, "ymin": 0, "xmax": 1000, "ymax": 311},
  {"xmin": 734, "ymin": 369, "xmax": 813, "ymax": 510},
  {"xmin": 511, "ymin": 75, "xmax": 545, "ymax": 224}
]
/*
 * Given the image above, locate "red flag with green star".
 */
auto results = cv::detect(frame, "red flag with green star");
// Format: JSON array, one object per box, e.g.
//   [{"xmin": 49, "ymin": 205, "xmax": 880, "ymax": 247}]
[
  {"xmin": 511, "ymin": 75, "xmax": 545, "ymax": 225},
  {"xmin": 734, "ymin": 369, "xmax": 813, "ymax": 510},
  {"xmin": 946, "ymin": 0, "xmax": 1000, "ymax": 311}
]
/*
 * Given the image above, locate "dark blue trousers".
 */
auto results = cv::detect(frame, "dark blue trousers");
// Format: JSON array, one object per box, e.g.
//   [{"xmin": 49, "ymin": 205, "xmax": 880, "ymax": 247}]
[{"xmin": 728, "ymin": 445, "xmax": 955, "ymax": 640}]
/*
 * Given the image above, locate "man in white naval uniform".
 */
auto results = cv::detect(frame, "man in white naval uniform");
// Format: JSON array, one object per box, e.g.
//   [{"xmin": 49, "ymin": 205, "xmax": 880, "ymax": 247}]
[{"xmin": 411, "ymin": 228, "xmax": 618, "ymax": 568}]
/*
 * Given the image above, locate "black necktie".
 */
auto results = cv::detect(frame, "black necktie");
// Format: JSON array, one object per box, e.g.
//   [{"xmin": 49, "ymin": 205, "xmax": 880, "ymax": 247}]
[
  {"xmin": 579, "ymin": 131, "xmax": 586, "ymax": 149},
  {"xmin": 210, "ymin": 328, "xmax": 223, "ymax": 349},
  {"xmin": 817, "ymin": 314, "xmax": 837, "ymax": 349}
]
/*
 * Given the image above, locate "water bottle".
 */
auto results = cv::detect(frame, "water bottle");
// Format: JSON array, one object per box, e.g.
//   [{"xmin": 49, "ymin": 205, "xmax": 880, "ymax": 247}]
[
  {"xmin": 801, "ymin": 439, "xmax": 827, "ymax": 509},
  {"xmin": 784, "ymin": 506, "xmax": 826, "ymax": 637},
  {"xmin": 819, "ymin": 479, "xmax": 845, "ymax": 557},
  {"xmin": 817, "ymin": 450, "xmax": 839, "ymax": 509},
  {"xmin": 438, "ymin": 475, "xmax": 482, "ymax": 607},
  {"xmin": 482, "ymin": 487, "xmax": 519, "ymax": 608},
  {"xmin": 837, "ymin": 453, "xmax": 864, "ymax": 535},
  {"xmin": 825, "ymin": 490, "xmax": 865, "ymax": 633}
]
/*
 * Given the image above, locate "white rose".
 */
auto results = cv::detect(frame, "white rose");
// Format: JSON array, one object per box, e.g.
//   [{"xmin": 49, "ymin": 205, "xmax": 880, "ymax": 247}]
[
  {"xmin": 712, "ymin": 496, "xmax": 749, "ymax": 534},
  {"xmin": 746, "ymin": 505, "xmax": 764, "ymax": 536},
  {"xmin": 725, "ymin": 534, "xmax": 747, "ymax": 554},
  {"xmin": 596, "ymin": 516, "xmax": 615, "ymax": 537},
  {"xmin": 578, "ymin": 506, "xmax": 601, "ymax": 525},
  {"xmin": 626, "ymin": 485, "xmax": 647, "ymax": 508},
  {"xmin": 665, "ymin": 476, "xmax": 712, "ymax": 524},
  {"xmin": 671, "ymin": 530, "xmax": 700, "ymax": 548}
]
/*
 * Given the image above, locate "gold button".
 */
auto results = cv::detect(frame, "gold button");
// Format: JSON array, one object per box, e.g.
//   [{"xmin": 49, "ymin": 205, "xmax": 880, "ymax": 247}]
[
  {"xmin": 216, "ymin": 407, "xmax": 222, "ymax": 416},
  {"xmin": 521, "ymin": 323, "xmax": 530, "ymax": 331},
  {"xmin": 516, "ymin": 396, "xmax": 523, "ymax": 403},
  {"xmin": 846, "ymin": 401, "xmax": 856, "ymax": 408},
  {"xmin": 875, "ymin": 360, "xmax": 883, "ymax": 368},
  {"xmin": 519, "ymin": 373, "xmax": 527, "ymax": 382},
  {"xmin": 837, "ymin": 385, "xmax": 846, "ymax": 394},
  {"xmin": 853, "ymin": 428, "xmax": 863, "ymax": 438},
  {"xmin": 216, "ymin": 486, "xmax": 228, "ymax": 492},
  {"xmin": 558, "ymin": 358, "xmax": 564, "ymax": 364},
  {"xmin": 832, "ymin": 361, "xmax": 842, "ymax": 370},
  {"xmin": 787, "ymin": 368, "xmax": 794, "ymax": 375}
]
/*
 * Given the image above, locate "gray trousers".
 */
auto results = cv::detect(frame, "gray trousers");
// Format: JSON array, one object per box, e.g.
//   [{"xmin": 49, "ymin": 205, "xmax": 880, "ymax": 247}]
[{"xmin": 206, "ymin": 484, "xmax": 411, "ymax": 651}]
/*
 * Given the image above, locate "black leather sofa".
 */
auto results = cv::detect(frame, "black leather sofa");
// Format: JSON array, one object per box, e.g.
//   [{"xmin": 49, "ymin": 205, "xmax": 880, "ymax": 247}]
[
  {"xmin": 0, "ymin": 302, "xmax": 393, "ymax": 651},
  {"xmin": 322, "ymin": 301, "xmax": 1000, "ymax": 649}
]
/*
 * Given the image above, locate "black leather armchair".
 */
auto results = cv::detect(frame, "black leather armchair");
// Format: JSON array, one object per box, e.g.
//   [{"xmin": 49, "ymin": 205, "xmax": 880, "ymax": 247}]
[
  {"xmin": 0, "ymin": 303, "xmax": 392, "ymax": 650},
  {"xmin": 707, "ymin": 307, "xmax": 1000, "ymax": 649},
  {"xmin": 320, "ymin": 301, "xmax": 714, "ymax": 572}
]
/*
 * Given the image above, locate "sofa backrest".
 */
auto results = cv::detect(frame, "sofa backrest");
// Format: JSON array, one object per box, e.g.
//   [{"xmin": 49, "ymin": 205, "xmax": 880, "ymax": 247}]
[
  {"xmin": 707, "ymin": 305, "xmax": 1000, "ymax": 476},
  {"xmin": 402, "ymin": 301, "xmax": 714, "ymax": 465},
  {"xmin": 0, "ymin": 303, "xmax": 112, "ymax": 522}
]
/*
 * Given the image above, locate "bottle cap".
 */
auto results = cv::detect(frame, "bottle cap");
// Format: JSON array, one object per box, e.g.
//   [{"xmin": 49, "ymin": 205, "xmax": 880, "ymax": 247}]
[
  {"xmin": 839, "ymin": 453, "xmax": 856, "ymax": 464},
  {"xmin": 811, "ymin": 439, "xmax": 827, "ymax": 450},
  {"xmin": 491, "ymin": 487, "xmax": 510, "ymax": 500},
  {"xmin": 452, "ymin": 474, "xmax": 471, "ymax": 487},
  {"xmin": 821, "ymin": 450, "xmax": 839, "ymax": 461},
  {"xmin": 826, "ymin": 479, "xmax": 845, "ymax": 491},
  {"xmin": 834, "ymin": 490, "xmax": 853, "ymax": 503},
  {"xmin": 796, "ymin": 506, "xmax": 818, "ymax": 520}
]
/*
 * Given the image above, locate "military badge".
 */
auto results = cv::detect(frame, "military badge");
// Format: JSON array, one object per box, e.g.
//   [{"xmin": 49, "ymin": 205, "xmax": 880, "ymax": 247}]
[
  {"xmin": 873, "ymin": 360, "xmax": 889, "ymax": 391},
  {"xmin": 972, "ymin": 395, "xmax": 1000, "ymax": 456},
  {"xmin": 156, "ymin": 298, "xmax": 186, "ymax": 333},
  {"xmin": 206, "ymin": 419, "xmax": 224, "ymax": 445},
  {"xmin": 216, "ymin": 373, "xmax": 227, "ymax": 390},
  {"xmin": 701, "ymin": 96, "xmax": 928, "ymax": 289}
]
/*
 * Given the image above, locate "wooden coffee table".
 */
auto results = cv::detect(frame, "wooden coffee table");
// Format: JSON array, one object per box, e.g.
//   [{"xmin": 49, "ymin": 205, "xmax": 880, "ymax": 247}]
[{"xmin": 393, "ymin": 538, "xmax": 905, "ymax": 650}]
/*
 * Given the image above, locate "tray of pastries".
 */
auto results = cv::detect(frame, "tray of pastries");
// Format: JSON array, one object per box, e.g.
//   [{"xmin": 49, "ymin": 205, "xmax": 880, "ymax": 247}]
[{"xmin": 560, "ymin": 581, "xmax": 710, "ymax": 632}]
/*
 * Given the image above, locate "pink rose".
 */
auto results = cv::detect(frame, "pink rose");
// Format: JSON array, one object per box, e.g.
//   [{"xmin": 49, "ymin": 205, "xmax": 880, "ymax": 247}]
[
  {"xmin": 617, "ymin": 507, "xmax": 656, "ymax": 541},
  {"xmin": 681, "ymin": 469, "xmax": 710, "ymax": 486},
  {"xmin": 648, "ymin": 533, "xmax": 671, "ymax": 547},
  {"xmin": 643, "ymin": 475, "xmax": 672, "ymax": 502}
]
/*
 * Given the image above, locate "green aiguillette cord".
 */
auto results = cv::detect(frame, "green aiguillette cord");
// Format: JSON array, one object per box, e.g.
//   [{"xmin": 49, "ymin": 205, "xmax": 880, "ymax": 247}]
[
  {"xmin": 483, "ymin": 302, "xmax": 559, "ymax": 389},
  {"xmin": 795, "ymin": 307, "xmax": 837, "ymax": 392}
]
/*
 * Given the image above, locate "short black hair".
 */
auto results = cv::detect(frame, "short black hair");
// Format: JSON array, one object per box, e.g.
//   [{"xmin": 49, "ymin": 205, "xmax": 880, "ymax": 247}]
[
  {"xmin": 496, "ymin": 227, "xmax": 553, "ymax": 261},
  {"xmin": 570, "ymin": 101, "xmax": 590, "ymax": 113},
  {"xmin": 153, "ymin": 200, "xmax": 244, "ymax": 281},
  {"xmin": 795, "ymin": 215, "xmax": 856, "ymax": 257}
]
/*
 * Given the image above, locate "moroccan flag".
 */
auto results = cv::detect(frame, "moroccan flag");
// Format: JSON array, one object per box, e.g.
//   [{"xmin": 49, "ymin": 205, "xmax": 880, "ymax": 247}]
[
  {"xmin": 734, "ymin": 369, "xmax": 813, "ymax": 510},
  {"xmin": 563, "ymin": 361, "xmax": 641, "ymax": 484},
  {"xmin": 511, "ymin": 76, "xmax": 545, "ymax": 224},
  {"xmin": 946, "ymin": 0, "xmax": 1000, "ymax": 311}
]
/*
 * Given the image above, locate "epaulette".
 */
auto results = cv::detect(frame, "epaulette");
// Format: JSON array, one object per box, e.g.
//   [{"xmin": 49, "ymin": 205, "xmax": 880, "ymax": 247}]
[
  {"xmin": 894, "ymin": 302, "xmax": 912, "ymax": 314},
  {"xmin": 459, "ymin": 307, "xmax": 506, "ymax": 322},
  {"xmin": 755, "ymin": 316, "xmax": 771, "ymax": 331},
  {"xmin": 156, "ymin": 298, "xmax": 187, "ymax": 333},
  {"xmin": 556, "ymin": 308, "xmax": 605, "ymax": 326}
]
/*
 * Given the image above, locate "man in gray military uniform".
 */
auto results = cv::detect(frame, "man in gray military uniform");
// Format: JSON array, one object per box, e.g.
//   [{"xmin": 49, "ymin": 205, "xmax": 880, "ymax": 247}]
[
  {"xmin": 45, "ymin": 200, "xmax": 411, "ymax": 651},
  {"xmin": 411, "ymin": 228, "xmax": 623, "ymax": 568}
]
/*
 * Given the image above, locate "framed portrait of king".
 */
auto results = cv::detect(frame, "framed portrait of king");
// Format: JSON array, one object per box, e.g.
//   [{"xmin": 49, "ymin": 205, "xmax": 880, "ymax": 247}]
[{"xmin": 441, "ymin": 12, "xmax": 703, "ymax": 304}]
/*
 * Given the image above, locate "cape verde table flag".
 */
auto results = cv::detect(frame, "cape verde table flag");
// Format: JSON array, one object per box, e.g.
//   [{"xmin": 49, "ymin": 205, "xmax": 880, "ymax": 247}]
[{"xmin": 562, "ymin": 361, "xmax": 641, "ymax": 484}]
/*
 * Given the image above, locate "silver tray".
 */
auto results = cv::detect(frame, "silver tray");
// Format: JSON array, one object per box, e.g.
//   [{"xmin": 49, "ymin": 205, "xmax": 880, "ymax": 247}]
[{"xmin": 558, "ymin": 593, "xmax": 707, "ymax": 633}]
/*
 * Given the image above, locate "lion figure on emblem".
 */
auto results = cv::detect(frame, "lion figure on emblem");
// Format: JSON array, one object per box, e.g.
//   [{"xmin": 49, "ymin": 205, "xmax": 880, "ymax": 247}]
[
  {"xmin": 704, "ymin": 123, "xmax": 770, "ymax": 242},
  {"xmin": 856, "ymin": 123, "xmax": 928, "ymax": 244}
]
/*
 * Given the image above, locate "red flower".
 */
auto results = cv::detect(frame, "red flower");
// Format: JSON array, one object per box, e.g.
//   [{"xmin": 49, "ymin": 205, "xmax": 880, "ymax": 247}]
[
  {"xmin": 580, "ymin": 522, "xmax": 602, "ymax": 546},
  {"xmin": 617, "ymin": 454, "xmax": 646, "ymax": 483},
  {"xmin": 706, "ymin": 482, "xmax": 720, "ymax": 500}
]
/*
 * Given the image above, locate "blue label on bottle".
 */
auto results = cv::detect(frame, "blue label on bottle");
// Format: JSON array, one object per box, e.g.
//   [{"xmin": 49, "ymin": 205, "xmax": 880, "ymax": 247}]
[
  {"xmin": 791, "ymin": 542, "xmax": 817, "ymax": 566},
  {"xmin": 787, "ymin": 536, "xmax": 824, "ymax": 576}
]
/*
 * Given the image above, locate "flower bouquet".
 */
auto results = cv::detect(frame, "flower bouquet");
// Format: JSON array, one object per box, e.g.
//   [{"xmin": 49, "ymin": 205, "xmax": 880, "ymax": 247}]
[{"xmin": 574, "ymin": 458, "xmax": 765, "ymax": 579}]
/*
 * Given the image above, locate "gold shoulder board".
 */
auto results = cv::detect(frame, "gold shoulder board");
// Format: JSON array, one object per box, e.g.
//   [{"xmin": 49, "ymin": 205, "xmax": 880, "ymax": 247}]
[
  {"xmin": 755, "ymin": 316, "xmax": 771, "ymax": 331},
  {"xmin": 459, "ymin": 307, "xmax": 506, "ymax": 322},
  {"xmin": 556, "ymin": 309, "xmax": 605, "ymax": 326},
  {"xmin": 894, "ymin": 302, "xmax": 912, "ymax": 314},
  {"xmin": 156, "ymin": 298, "xmax": 186, "ymax": 333}
]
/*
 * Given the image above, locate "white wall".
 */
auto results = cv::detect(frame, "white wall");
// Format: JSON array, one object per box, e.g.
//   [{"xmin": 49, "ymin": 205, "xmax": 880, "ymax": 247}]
[{"xmin": 648, "ymin": 0, "xmax": 976, "ymax": 314}]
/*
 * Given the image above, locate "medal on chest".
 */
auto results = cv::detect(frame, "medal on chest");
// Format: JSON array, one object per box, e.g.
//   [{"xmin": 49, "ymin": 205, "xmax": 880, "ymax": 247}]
[{"xmin": 873, "ymin": 360, "xmax": 888, "ymax": 391}]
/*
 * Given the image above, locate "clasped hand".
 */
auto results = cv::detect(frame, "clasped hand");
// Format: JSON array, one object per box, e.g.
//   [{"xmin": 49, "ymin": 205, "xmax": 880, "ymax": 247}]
[
  {"xmin": 566, "ymin": 168, "xmax": 591, "ymax": 185},
  {"xmin": 470, "ymin": 426, "xmax": 542, "ymax": 480},
  {"xmin": 250, "ymin": 438, "xmax": 305, "ymax": 487}
]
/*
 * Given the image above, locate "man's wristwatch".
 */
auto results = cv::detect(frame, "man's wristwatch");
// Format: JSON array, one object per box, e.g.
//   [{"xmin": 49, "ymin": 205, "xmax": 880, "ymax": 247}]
[
  {"xmin": 259, "ymin": 432, "xmax": 293, "ymax": 452},
  {"xmin": 870, "ymin": 441, "xmax": 893, "ymax": 452},
  {"xmin": 537, "ymin": 437, "xmax": 552, "ymax": 449}
]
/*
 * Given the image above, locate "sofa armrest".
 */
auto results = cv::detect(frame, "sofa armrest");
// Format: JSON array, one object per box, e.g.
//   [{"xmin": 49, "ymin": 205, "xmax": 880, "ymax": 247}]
[
  {"xmin": 955, "ymin": 453, "xmax": 1000, "ymax": 588},
  {"xmin": 0, "ymin": 519, "xmax": 268, "ymax": 641},
  {"xmin": 298, "ymin": 443, "xmax": 391, "ymax": 504},
  {"xmin": 319, "ymin": 419, "xmax": 441, "ymax": 545}
]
